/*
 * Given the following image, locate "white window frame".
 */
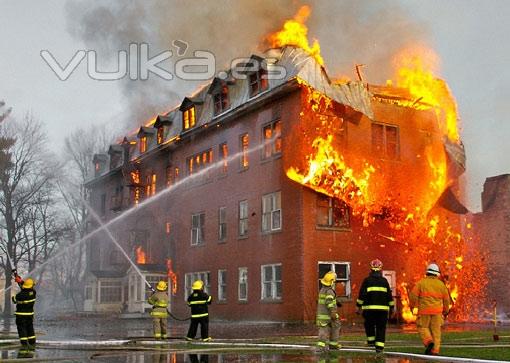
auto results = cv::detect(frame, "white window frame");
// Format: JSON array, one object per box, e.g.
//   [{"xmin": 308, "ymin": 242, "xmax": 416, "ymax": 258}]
[
  {"xmin": 191, "ymin": 212, "xmax": 205, "ymax": 245},
  {"xmin": 218, "ymin": 207, "xmax": 227, "ymax": 241},
  {"xmin": 261, "ymin": 263, "xmax": 282, "ymax": 301},
  {"xmin": 262, "ymin": 120, "xmax": 282, "ymax": 159},
  {"xmin": 262, "ymin": 192, "xmax": 281, "ymax": 232},
  {"xmin": 238, "ymin": 267, "xmax": 248, "ymax": 302},
  {"xmin": 239, "ymin": 200, "xmax": 248, "ymax": 237},
  {"xmin": 184, "ymin": 271, "xmax": 211, "ymax": 301},
  {"xmin": 218, "ymin": 269, "xmax": 227, "ymax": 302},
  {"xmin": 318, "ymin": 261, "xmax": 351, "ymax": 298}
]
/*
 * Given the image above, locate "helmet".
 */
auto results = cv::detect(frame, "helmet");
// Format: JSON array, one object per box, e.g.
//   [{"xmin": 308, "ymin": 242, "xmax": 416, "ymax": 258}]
[
  {"xmin": 320, "ymin": 271, "xmax": 336, "ymax": 287},
  {"xmin": 22, "ymin": 278, "xmax": 34, "ymax": 289},
  {"xmin": 426, "ymin": 263, "xmax": 440, "ymax": 276},
  {"xmin": 370, "ymin": 259, "xmax": 383, "ymax": 271},
  {"xmin": 192, "ymin": 280, "xmax": 204, "ymax": 290},
  {"xmin": 156, "ymin": 280, "xmax": 168, "ymax": 291}
]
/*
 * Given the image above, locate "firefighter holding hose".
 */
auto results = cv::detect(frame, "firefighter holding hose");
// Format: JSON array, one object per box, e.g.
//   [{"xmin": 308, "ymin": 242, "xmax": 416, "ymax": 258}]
[
  {"xmin": 11, "ymin": 269, "xmax": 37, "ymax": 351},
  {"xmin": 147, "ymin": 280, "xmax": 169, "ymax": 339},
  {"xmin": 409, "ymin": 263, "xmax": 451, "ymax": 356},
  {"xmin": 316, "ymin": 271, "xmax": 341, "ymax": 352}
]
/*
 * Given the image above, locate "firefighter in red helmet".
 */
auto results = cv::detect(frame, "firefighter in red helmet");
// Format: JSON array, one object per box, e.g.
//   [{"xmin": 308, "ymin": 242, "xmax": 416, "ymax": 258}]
[{"xmin": 356, "ymin": 259, "xmax": 394, "ymax": 355}]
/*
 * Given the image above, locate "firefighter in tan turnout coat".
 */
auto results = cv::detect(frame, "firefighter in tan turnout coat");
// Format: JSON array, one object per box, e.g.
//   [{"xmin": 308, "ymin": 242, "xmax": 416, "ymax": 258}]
[
  {"xmin": 316, "ymin": 271, "xmax": 341, "ymax": 351},
  {"xmin": 147, "ymin": 280, "xmax": 169, "ymax": 339}
]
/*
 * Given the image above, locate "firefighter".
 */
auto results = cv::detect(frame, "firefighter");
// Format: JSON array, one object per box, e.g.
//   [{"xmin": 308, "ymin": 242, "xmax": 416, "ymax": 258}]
[
  {"xmin": 12, "ymin": 273, "xmax": 37, "ymax": 350},
  {"xmin": 186, "ymin": 280, "xmax": 212, "ymax": 341},
  {"xmin": 316, "ymin": 271, "xmax": 341, "ymax": 352},
  {"xmin": 356, "ymin": 259, "xmax": 394, "ymax": 355},
  {"xmin": 410, "ymin": 263, "xmax": 451, "ymax": 356},
  {"xmin": 147, "ymin": 280, "xmax": 169, "ymax": 339}
]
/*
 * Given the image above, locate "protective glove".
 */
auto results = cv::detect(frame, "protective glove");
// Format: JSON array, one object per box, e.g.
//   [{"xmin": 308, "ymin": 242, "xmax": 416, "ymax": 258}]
[
  {"xmin": 355, "ymin": 307, "xmax": 362, "ymax": 315},
  {"xmin": 336, "ymin": 297, "xmax": 343, "ymax": 307},
  {"xmin": 11, "ymin": 296, "xmax": 16, "ymax": 304},
  {"xmin": 330, "ymin": 312, "xmax": 338, "ymax": 320}
]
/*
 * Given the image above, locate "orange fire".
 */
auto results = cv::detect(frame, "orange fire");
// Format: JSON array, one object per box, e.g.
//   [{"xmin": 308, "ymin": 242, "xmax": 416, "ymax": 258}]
[
  {"xmin": 166, "ymin": 259, "xmax": 178, "ymax": 294},
  {"xmin": 135, "ymin": 246, "xmax": 146, "ymax": 264},
  {"xmin": 267, "ymin": 5, "xmax": 324, "ymax": 66}
]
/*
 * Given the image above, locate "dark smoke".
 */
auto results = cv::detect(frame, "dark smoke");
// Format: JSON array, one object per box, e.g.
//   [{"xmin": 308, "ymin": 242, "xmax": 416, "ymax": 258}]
[{"xmin": 65, "ymin": 0, "xmax": 429, "ymax": 128}]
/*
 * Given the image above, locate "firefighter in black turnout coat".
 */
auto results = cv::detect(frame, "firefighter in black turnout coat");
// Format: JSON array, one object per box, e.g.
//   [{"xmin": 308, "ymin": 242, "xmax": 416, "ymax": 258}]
[
  {"xmin": 186, "ymin": 280, "xmax": 212, "ymax": 341},
  {"xmin": 356, "ymin": 259, "xmax": 394, "ymax": 354},
  {"xmin": 12, "ymin": 272, "xmax": 37, "ymax": 350}
]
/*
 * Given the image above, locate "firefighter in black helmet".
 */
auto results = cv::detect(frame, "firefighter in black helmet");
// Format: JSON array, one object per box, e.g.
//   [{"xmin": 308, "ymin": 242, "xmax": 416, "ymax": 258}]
[{"xmin": 356, "ymin": 259, "xmax": 394, "ymax": 355}]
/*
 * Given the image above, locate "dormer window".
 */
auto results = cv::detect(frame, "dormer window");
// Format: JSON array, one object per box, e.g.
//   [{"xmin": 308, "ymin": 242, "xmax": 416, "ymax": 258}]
[
  {"xmin": 183, "ymin": 106, "xmax": 196, "ymax": 130},
  {"xmin": 140, "ymin": 136, "xmax": 147, "ymax": 153},
  {"xmin": 154, "ymin": 114, "xmax": 172, "ymax": 145},
  {"xmin": 249, "ymin": 68, "xmax": 268, "ymax": 97},
  {"xmin": 157, "ymin": 127, "xmax": 164, "ymax": 144},
  {"xmin": 213, "ymin": 85, "xmax": 229, "ymax": 115}
]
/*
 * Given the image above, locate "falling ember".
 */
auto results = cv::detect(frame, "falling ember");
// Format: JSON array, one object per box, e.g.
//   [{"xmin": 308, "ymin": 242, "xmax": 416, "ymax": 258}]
[
  {"xmin": 135, "ymin": 246, "xmax": 146, "ymax": 264},
  {"xmin": 166, "ymin": 259, "xmax": 178, "ymax": 294},
  {"xmin": 267, "ymin": 5, "xmax": 324, "ymax": 66}
]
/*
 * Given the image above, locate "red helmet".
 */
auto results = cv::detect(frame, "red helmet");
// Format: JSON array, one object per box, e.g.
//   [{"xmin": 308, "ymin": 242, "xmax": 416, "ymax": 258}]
[{"xmin": 370, "ymin": 259, "xmax": 383, "ymax": 271}]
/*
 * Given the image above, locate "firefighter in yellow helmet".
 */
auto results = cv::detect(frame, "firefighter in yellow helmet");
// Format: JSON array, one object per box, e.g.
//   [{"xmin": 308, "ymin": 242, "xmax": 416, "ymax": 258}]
[
  {"xmin": 186, "ymin": 280, "xmax": 212, "ymax": 341},
  {"xmin": 147, "ymin": 280, "xmax": 169, "ymax": 339},
  {"xmin": 12, "ymin": 273, "xmax": 37, "ymax": 351},
  {"xmin": 316, "ymin": 271, "xmax": 341, "ymax": 352},
  {"xmin": 410, "ymin": 263, "xmax": 451, "ymax": 356}
]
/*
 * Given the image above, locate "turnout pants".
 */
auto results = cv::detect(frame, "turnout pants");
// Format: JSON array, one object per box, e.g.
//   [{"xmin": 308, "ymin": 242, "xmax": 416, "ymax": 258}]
[
  {"xmin": 317, "ymin": 319, "xmax": 341, "ymax": 349},
  {"xmin": 152, "ymin": 317, "xmax": 168, "ymax": 339},
  {"xmin": 187, "ymin": 316, "xmax": 209, "ymax": 340},
  {"xmin": 16, "ymin": 316, "xmax": 35, "ymax": 347},
  {"xmin": 363, "ymin": 310, "xmax": 388, "ymax": 351},
  {"xmin": 417, "ymin": 314, "xmax": 443, "ymax": 354}
]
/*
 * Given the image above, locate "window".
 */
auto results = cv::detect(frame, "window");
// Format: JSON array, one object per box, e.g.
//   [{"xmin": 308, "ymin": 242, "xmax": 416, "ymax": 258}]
[
  {"xmin": 249, "ymin": 68, "xmax": 268, "ymax": 97},
  {"xmin": 262, "ymin": 192, "xmax": 281, "ymax": 232},
  {"xmin": 238, "ymin": 267, "xmax": 248, "ymax": 301},
  {"xmin": 213, "ymin": 85, "xmax": 229, "ymax": 115},
  {"xmin": 130, "ymin": 170, "xmax": 141, "ymax": 205},
  {"xmin": 316, "ymin": 194, "xmax": 350, "ymax": 229},
  {"xmin": 145, "ymin": 173, "xmax": 157, "ymax": 197},
  {"xmin": 99, "ymin": 280, "xmax": 122, "ymax": 303},
  {"xmin": 261, "ymin": 264, "xmax": 282, "ymax": 300},
  {"xmin": 218, "ymin": 269, "xmax": 227, "ymax": 302},
  {"xmin": 100, "ymin": 193, "xmax": 106, "ymax": 216},
  {"xmin": 191, "ymin": 212, "xmax": 205, "ymax": 245},
  {"xmin": 183, "ymin": 106, "xmax": 196, "ymax": 130},
  {"xmin": 239, "ymin": 200, "xmax": 248, "ymax": 237},
  {"xmin": 240, "ymin": 134, "xmax": 249, "ymax": 169},
  {"xmin": 371, "ymin": 122, "xmax": 399, "ymax": 159},
  {"xmin": 262, "ymin": 120, "xmax": 282, "ymax": 159},
  {"xmin": 185, "ymin": 271, "xmax": 211, "ymax": 299},
  {"xmin": 187, "ymin": 149, "xmax": 213, "ymax": 175},
  {"xmin": 218, "ymin": 207, "xmax": 227, "ymax": 241},
  {"xmin": 219, "ymin": 143, "xmax": 228, "ymax": 174},
  {"xmin": 318, "ymin": 262, "xmax": 351, "ymax": 298},
  {"xmin": 139, "ymin": 136, "xmax": 147, "ymax": 153},
  {"xmin": 166, "ymin": 166, "xmax": 173, "ymax": 187},
  {"xmin": 157, "ymin": 127, "xmax": 164, "ymax": 144}
]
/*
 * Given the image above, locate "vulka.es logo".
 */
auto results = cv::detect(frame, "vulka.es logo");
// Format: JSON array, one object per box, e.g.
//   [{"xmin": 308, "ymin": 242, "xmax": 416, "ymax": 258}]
[{"xmin": 40, "ymin": 42, "xmax": 287, "ymax": 82}]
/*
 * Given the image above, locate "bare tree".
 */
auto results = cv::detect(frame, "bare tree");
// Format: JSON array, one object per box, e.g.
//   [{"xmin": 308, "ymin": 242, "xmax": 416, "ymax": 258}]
[{"xmin": 0, "ymin": 114, "xmax": 53, "ymax": 317}]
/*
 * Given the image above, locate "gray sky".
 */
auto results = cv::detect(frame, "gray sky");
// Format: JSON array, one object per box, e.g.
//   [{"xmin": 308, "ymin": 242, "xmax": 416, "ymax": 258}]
[{"xmin": 1, "ymin": 0, "xmax": 509, "ymax": 212}]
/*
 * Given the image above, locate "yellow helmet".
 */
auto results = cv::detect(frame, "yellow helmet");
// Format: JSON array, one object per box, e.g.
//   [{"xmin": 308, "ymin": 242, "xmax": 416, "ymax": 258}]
[
  {"xmin": 22, "ymin": 278, "xmax": 34, "ymax": 289},
  {"xmin": 192, "ymin": 280, "xmax": 204, "ymax": 290},
  {"xmin": 156, "ymin": 280, "xmax": 168, "ymax": 291},
  {"xmin": 320, "ymin": 271, "xmax": 336, "ymax": 287}
]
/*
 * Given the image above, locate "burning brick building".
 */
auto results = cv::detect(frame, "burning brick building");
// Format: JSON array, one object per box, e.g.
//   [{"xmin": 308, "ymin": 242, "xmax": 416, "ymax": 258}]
[{"xmin": 84, "ymin": 43, "xmax": 475, "ymax": 322}]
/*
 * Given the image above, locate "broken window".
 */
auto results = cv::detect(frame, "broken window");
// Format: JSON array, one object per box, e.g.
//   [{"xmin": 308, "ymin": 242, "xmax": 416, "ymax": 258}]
[
  {"xmin": 316, "ymin": 194, "xmax": 350, "ymax": 229},
  {"xmin": 218, "ymin": 269, "xmax": 227, "ymax": 302},
  {"xmin": 238, "ymin": 267, "xmax": 248, "ymax": 301},
  {"xmin": 191, "ymin": 212, "xmax": 205, "ymax": 245},
  {"xmin": 240, "ymin": 134, "xmax": 249, "ymax": 169},
  {"xmin": 140, "ymin": 136, "xmax": 147, "ymax": 153},
  {"xmin": 187, "ymin": 149, "xmax": 213, "ymax": 176},
  {"xmin": 261, "ymin": 264, "xmax": 282, "ymax": 300},
  {"xmin": 249, "ymin": 68, "xmax": 268, "ymax": 97},
  {"xmin": 213, "ymin": 85, "xmax": 229, "ymax": 115},
  {"xmin": 262, "ymin": 192, "xmax": 281, "ymax": 232},
  {"xmin": 371, "ymin": 122, "xmax": 400, "ymax": 159},
  {"xmin": 219, "ymin": 142, "xmax": 228, "ymax": 174},
  {"xmin": 262, "ymin": 120, "xmax": 282, "ymax": 159},
  {"xmin": 182, "ymin": 106, "xmax": 196, "ymax": 130},
  {"xmin": 166, "ymin": 166, "xmax": 173, "ymax": 187},
  {"xmin": 239, "ymin": 200, "xmax": 248, "ymax": 237},
  {"xmin": 218, "ymin": 206, "xmax": 227, "ymax": 241},
  {"xmin": 157, "ymin": 126, "xmax": 164, "ymax": 144},
  {"xmin": 145, "ymin": 173, "xmax": 157, "ymax": 197}
]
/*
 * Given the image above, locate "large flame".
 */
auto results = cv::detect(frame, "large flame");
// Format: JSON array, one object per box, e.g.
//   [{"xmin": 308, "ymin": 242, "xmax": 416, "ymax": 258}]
[
  {"xmin": 267, "ymin": 5, "xmax": 324, "ymax": 66},
  {"xmin": 166, "ymin": 259, "xmax": 178, "ymax": 294},
  {"xmin": 135, "ymin": 246, "xmax": 146, "ymax": 264}
]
